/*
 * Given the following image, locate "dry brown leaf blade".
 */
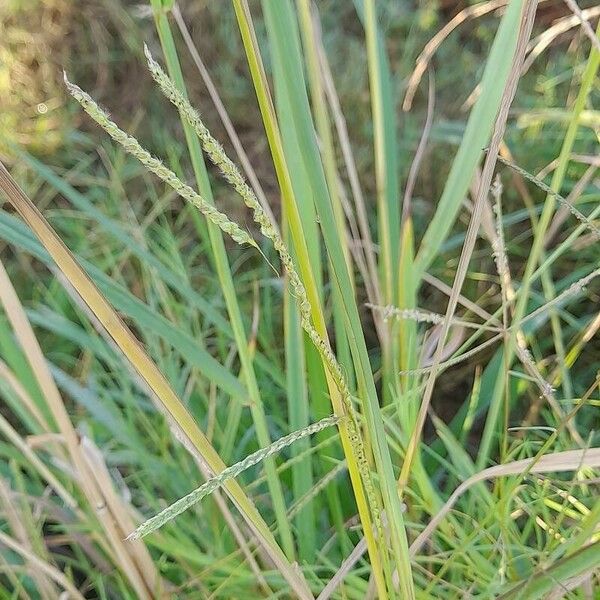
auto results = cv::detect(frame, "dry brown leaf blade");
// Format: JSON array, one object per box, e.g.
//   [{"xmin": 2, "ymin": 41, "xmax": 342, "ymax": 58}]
[{"xmin": 410, "ymin": 447, "xmax": 600, "ymax": 555}]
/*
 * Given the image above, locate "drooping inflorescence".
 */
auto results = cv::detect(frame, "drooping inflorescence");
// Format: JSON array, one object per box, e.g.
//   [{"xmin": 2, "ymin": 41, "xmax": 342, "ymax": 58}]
[
  {"xmin": 129, "ymin": 415, "xmax": 339, "ymax": 540},
  {"xmin": 64, "ymin": 73, "xmax": 257, "ymax": 249},
  {"xmin": 143, "ymin": 46, "xmax": 384, "ymax": 536},
  {"xmin": 66, "ymin": 52, "xmax": 384, "ymax": 541},
  {"xmin": 495, "ymin": 154, "xmax": 600, "ymax": 240}
]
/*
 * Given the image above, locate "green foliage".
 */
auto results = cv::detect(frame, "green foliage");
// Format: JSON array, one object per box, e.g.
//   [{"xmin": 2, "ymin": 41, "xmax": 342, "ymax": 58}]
[{"xmin": 0, "ymin": 1, "xmax": 599, "ymax": 598}]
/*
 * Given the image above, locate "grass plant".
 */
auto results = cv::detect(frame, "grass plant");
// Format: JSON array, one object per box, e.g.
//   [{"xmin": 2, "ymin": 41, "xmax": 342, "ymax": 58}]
[{"xmin": 0, "ymin": 1, "xmax": 599, "ymax": 597}]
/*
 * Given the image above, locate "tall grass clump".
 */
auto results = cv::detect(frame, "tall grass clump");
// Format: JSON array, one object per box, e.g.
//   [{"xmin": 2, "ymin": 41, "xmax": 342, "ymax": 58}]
[{"xmin": 0, "ymin": 0, "xmax": 599, "ymax": 598}]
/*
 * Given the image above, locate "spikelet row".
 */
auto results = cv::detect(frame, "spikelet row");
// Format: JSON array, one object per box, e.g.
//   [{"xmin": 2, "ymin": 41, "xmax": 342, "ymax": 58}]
[
  {"xmin": 130, "ymin": 415, "xmax": 339, "ymax": 539},
  {"xmin": 66, "ymin": 50, "xmax": 383, "ymax": 539},
  {"xmin": 143, "ymin": 47, "xmax": 384, "ymax": 535},
  {"xmin": 496, "ymin": 155, "xmax": 600, "ymax": 240},
  {"xmin": 64, "ymin": 75, "xmax": 256, "ymax": 249}
]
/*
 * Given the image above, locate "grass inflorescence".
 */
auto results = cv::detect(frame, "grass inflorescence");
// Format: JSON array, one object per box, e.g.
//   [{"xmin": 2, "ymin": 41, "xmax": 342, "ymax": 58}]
[{"xmin": 0, "ymin": 2, "xmax": 599, "ymax": 598}]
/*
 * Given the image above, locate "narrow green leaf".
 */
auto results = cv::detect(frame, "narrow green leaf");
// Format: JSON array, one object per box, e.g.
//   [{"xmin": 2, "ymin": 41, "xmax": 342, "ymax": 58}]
[{"xmin": 414, "ymin": 0, "xmax": 525, "ymax": 275}]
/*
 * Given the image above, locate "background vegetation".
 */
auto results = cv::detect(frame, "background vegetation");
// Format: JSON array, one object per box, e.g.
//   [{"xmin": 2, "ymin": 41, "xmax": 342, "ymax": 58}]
[{"xmin": 0, "ymin": 0, "xmax": 599, "ymax": 597}]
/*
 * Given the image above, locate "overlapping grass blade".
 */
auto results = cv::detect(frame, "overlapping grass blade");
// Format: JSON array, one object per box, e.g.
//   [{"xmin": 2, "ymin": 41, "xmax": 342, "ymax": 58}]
[
  {"xmin": 411, "ymin": 447, "xmax": 600, "ymax": 555},
  {"xmin": 477, "ymin": 23, "xmax": 600, "ymax": 469},
  {"xmin": 0, "ymin": 161, "xmax": 312, "ymax": 599},
  {"xmin": 149, "ymin": 0, "xmax": 297, "ymax": 560},
  {"xmin": 232, "ymin": 0, "xmax": 393, "ymax": 596},
  {"xmin": 361, "ymin": 0, "xmax": 401, "ymax": 307},
  {"xmin": 414, "ymin": 0, "xmax": 525, "ymax": 276},
  {"xmin": 0, "ymin": 209, "xmax": 247, "ymax": 399}
]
